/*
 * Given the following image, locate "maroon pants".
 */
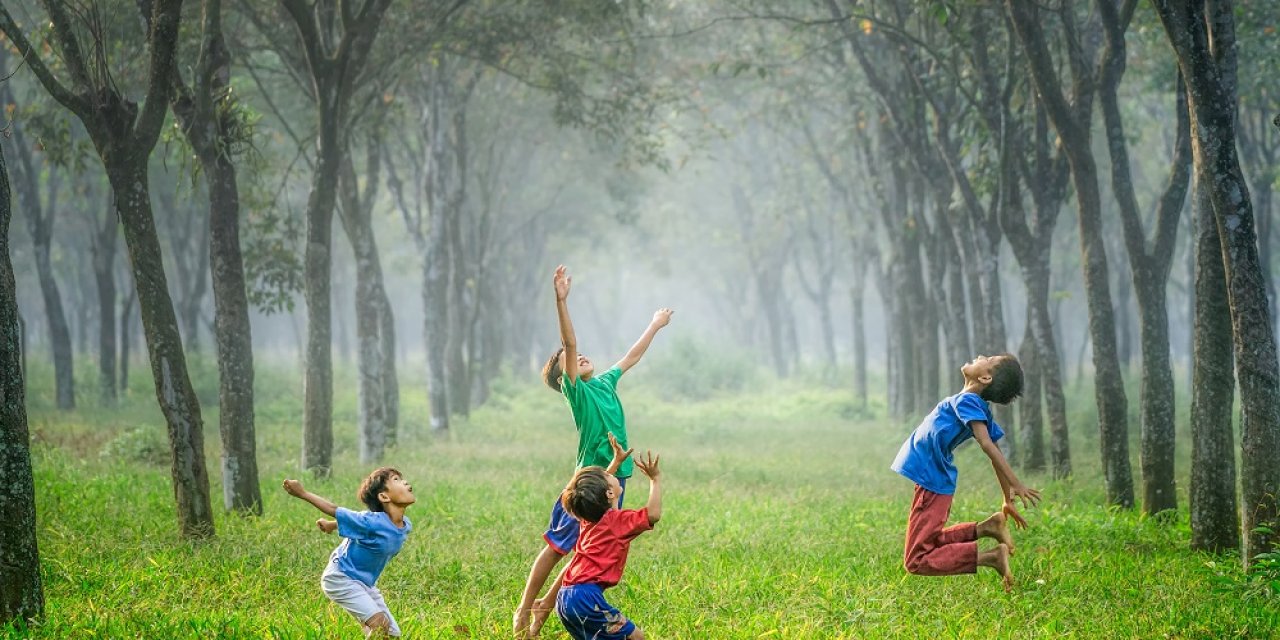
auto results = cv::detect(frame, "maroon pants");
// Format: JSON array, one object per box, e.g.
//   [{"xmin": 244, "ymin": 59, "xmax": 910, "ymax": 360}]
[{"xmin": 903, "ymin": 485, "xmax": 978, "ymax": 575}]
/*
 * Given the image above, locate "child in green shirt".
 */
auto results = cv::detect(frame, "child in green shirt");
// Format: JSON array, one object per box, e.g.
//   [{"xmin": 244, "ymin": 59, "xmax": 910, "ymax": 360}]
[{"xmin": 513, "ymin": 265, "xmax": 672, "ymax": 639}]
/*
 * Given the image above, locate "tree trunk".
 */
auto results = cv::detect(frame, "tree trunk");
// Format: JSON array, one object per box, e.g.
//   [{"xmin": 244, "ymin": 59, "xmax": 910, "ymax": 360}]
[
  {"xmin": 207, "ymin": 151, "xmax": 261, "ymax": 513},
  {"xmin": 1009, "ymin": 0, "xmax": 1134, "ymax": 508},
  {"xmin": 337, "ymin": 153, "xmax": 393, "ymax": 463},
  {"xmin": 7, "ymin": 129, "xmax": 74, "ymax": 410},
  {"xmin": 92, "ymin": 199, "xmax": 118, "ymax": 406},
  {"xmin": 1153, "ymin": 0, "xmax": 1280, "ymax": 564},
  {"xmin": 119, "ymin": 283, "xmax": 136, "ymax": 393},
  {"xmin": 1018, "ymin": 308, "xmax": 1046, "ymax": 472},
  {"xmin": 850, "ymin": 262, "xmax": 868, "ymax": 408},
  {"xmin": 1188, "ymin": 180, "xmax": 1239, "ymax": 552},
  {"xmin": 379, "ymin": 294, "xmax": 399, "ymax": 446},
  {"xmin": 0, "ymin": 131, "xmax": 44, "ymax": 625},
  {"xmin": 110, "ymin": 161, "xmax": 215, "ymax": 538},
  {"xmin": 446, "ymin": 207, "xmax": 471, "ymax": 417},
  {"xmin": 301, "ymin": 102, "xmax": 340, "ymax": 475}
]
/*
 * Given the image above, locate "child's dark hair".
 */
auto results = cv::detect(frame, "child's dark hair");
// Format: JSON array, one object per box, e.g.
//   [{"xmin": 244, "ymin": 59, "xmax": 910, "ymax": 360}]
[
  {"xmin": 542, "ymin": 347, "xmax": 565, "ymax": 393},
  {"xmin": 980, "ymin": 354, "xmax": 1024, "ymax": 405},
  {"xmin": 357, "ymin": 467, "xmax": 402, "ymax": 512},
  {"xmin": 561, "ymin": 466, "xmax": 611, "ymax": 523}
]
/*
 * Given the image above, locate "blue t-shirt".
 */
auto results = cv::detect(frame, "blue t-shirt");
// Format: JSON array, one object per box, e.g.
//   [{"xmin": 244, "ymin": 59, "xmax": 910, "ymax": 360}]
[
  {"xmin": 890, "ymin": 392, "xmax": 1005, "ymax": 495},
  {"xmin": 330, "ymin": 507, "xmax": 412, "ymax": 587}
]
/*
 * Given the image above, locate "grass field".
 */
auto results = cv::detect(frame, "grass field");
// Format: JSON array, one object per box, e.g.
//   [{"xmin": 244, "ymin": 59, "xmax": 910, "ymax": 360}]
[{"xmin": 5, "ymin": 355, "xmax": 1279, "ymax": 639}]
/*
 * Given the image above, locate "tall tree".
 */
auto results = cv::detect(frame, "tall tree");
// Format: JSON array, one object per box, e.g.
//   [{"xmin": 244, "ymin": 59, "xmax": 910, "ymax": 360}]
[
  {"xmin": 0, "ymin": 112, "xmax": 44, "ymax": 626},
  {"xmin": 166, "ymin": 0, "xmax": 262, "ymax": 513},
  {"xmin": 1008, "ymin": 0, "xmax": 1134, "ymax": 507},
  {"xmin": 0, "ymin": 58, "xmax": 75, "ymax": 410},
  {"xmin": 271, "ymin": 0, "xmax": 394, "ymax": 472},
  {"xmin": 1153, "ymin": 0, "xmax": 1280, "ymax": 564},
  {"xmin": 1188, "ymin": 179, "xmax": 1238, "ymax": 552},
  {"xmin": 0, "ymin": 0, "xmax": 216, "ymax": 538},
  {"xmin": 1098, "ymin": 0, "xmax": 1191, "ymax": 515}
]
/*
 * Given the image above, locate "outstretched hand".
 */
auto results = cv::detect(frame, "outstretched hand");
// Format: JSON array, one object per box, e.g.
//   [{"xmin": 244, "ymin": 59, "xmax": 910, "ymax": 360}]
[
  {"xmin": 634, "ymin": 451, "xmax": 661, "ymax": 481},
  {"xmin": 282, "ymin": 479, "xmax": 306, "ymax": 498},
  {"xmin": 554, "ymin": 265, "xmax": 572, "ymax": 301},
  {"xmin": 1010, "ymin": 485, "xmax": 1041, "ymax": 510},
  {"xmin": 652, "ymin": 308, "xmax": 674, "ymax": 328},
  {"xmin": 1003, "ymin": 502, "xmax": 1029, "ymax": 530},
  {"xmin": 608, "ymin": 432, "xmax": 634, "ymax": 469}
]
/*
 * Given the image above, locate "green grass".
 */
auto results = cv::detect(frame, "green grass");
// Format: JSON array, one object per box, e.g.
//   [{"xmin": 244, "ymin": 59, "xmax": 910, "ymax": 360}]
[{"xmin": 5, "ymin": 357, "xmax": 1278, "ymax": 638}]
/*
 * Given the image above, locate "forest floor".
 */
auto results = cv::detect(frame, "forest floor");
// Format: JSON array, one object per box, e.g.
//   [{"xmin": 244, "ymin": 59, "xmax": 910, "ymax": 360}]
[{"xmin": 6, "ymin": 357, "xmax": 1279, "ymax": 639}]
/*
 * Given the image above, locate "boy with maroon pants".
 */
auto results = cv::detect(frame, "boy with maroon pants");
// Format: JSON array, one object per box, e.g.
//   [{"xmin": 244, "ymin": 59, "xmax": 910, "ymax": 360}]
[{"xmin": 891, "ymin": 354, "xmax": 1041, "ymax": 590}]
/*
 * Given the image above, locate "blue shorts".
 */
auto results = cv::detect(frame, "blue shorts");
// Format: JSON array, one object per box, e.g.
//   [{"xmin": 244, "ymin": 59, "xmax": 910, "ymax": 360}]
[
  {"xmin": 544, "ymin": 477, "xmax": 627, "ymax": 554},
  {"xmin": 556, "ymin": 583, "xmax": 636, "ymax": 640}
]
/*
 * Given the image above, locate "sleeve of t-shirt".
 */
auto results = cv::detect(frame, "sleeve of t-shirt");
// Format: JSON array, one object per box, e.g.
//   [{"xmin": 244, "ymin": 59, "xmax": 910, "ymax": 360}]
[
  {"xmin": 335, "ymin": 507, "xmax": 373, "ymax": 539},
  {"xmin": 596, "ymin": 366, "xmax": 623, "ymax": 391},
  {"xmin": 612, "ymin": 508, "xmax": 654, "ymax": 540},
  {"xmin": 955, "ymin": 393, "xmax": 1002, "ymax": 442},
  {"xmin": 562, "ymin": 372, "xmax": 586, "ymax": 406}
]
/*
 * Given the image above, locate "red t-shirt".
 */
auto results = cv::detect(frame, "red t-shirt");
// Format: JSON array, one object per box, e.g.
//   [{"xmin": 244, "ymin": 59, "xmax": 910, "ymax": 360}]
[{"xmin": 562, "ymin": 508, "xmax": 653, "ymax": 588}]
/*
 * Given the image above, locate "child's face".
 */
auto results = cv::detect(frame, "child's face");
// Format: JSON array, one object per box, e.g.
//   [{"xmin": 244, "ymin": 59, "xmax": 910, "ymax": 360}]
[
  {"xmin": 961, "ymin": 355, "xmax": 999, "ymax": 386},
  {"xmin": 380, "ymin": 474, "xmax": 416, "ymax": 508},
  {"xmin": 561, "ymin": 352, "xmax": 595, "ymax": 380}
]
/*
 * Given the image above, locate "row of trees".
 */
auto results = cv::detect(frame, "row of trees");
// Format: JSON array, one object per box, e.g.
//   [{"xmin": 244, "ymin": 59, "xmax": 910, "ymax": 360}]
[{"xmin": 1, "ymin": 0, "xmax": 1277, "ymax": 626}]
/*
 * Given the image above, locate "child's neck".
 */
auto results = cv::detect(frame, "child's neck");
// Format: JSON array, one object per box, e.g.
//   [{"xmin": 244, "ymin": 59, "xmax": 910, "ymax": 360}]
[
  {"xmin": 961, "ymin": 379, "xmax": 985, "ymax": 396},
  {"xmin": 384, "ymin": 504, "xmax": 407, "ymax": 527}
]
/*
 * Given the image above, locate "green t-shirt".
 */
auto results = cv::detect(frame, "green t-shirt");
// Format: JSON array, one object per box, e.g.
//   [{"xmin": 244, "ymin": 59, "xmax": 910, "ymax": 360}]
[{"xmin": 562, "ymin": 366, "xmax": 631, "ymax": 478}]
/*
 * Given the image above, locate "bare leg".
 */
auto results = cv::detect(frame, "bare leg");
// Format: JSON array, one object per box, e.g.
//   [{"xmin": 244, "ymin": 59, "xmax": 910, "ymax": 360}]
[
  {"xmin": 529, "ymin": 559, "xmax": 575, "ymax": 637},
  {"xmin": 628, "ymin": 628, "xmax": 646, "ymax": 640},
  {"xmin": 976, "ymin": 511, "xmax": 1014, "ymax": 554},
  {"xmin": 978, "ymin": 543, "xmax": 1013, "ymax": 592},
  {"xmin": 514, "ymin": 544, "xmax": 565, "ymax": 638},
  {"xmin": 364, "ymin": 612, "xmax": 393, "ymax": 639}
]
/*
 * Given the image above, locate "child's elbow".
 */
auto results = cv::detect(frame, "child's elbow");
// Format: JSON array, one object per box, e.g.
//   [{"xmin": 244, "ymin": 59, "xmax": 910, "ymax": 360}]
[{"xmin": 647, "ymin": 511, "xmax": 661, "ymax": 526}]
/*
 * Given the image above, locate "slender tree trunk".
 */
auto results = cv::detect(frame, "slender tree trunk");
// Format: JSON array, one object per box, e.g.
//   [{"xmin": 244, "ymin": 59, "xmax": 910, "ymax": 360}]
[
  {"xmin": 446, "ymin": 208, "xmax": 470, "ymax": 417},
  {"xmin": 301, "ymin": 102, "xmax": 340, "ymax": 474},
  {"xmin": 1153, "ymin": 0, "xmax": 1280, "ymax": 563},
  {"xmin": 1009, "ymin": 0, "xmax": 1134, "ymax": 507},
  {"xmin": 92, "ymin": 205, "xmax": 118, "ymax": 406},
  {"xmin": 850, "ymin": 262, "xmax": 868, "ymax": 408},
  {"xmin": 119, "ymin": 283, "xmax": 136, "ymax": 393},
  {"xmin": 1030, "ymin": 275, "xmax": 1072, "ymax": 478},
  {"xmin": 1018, "ymin": 307, "xmax": 1046, "ymax": 472},
  {"xmin": 206, "ymin": 150, "xmax": 261, "ymax": 513},
  {"xmin": 0, "ymin": 132, "xmax": 43, "ymax": 625},
  {"xmin": 379, "ymin": 294, "xmax": 399, "ymax": 446},
  {"xmin": 8, "ymin": 136, "xmax": 74, "ymax": 409},
  {"xmin": 110, "ymin": 160, "xmax": 214, "ymax": 538},
  {"xmin": 338, "ymin": 155, "xmax": 392, "ymax": 463},
  {"xmin": 1188, "ymin": 178, "xmax": 1239, "ymax": 552}
]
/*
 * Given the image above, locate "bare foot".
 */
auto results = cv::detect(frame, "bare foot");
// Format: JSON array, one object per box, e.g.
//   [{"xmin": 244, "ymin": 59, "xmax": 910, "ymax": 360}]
[
  {"xmin": 529, "ymin": 601, "xmax": 554, "ymax": 637},
  {"xmin": 512, "ymin": 608, "xmax": 531, "ymax": 639},
  {"xmin": 992, "ymin": 543, "xmax": 1013, "ymax": 592},
  {"xmin": 979, "ymin": 512, "xmax": 1015, "ymax": 555}
]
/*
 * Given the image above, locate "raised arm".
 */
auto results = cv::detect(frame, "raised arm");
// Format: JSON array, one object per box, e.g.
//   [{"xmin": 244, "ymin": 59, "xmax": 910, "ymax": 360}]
[
  {"xmin": 972, "ymin": 423, "xmax": 1041, "ymax": 528},
  {"xmin": 554, "ymin": 265, "xmax": 579, "ymax": 384},
  {"xmin": 604, "ymin": 432, "xmax": 634, "ymax": 477},
  {"xmin": 633, "ymin": 451, "xmax": 662, "ymax": 525},
  {"xmin": 614, "ymin": 308, "xmax": 673, "ymax": 373},
  {"xmin": 282, "ymin": 479, "xmax": 338, "ymax": 517}
]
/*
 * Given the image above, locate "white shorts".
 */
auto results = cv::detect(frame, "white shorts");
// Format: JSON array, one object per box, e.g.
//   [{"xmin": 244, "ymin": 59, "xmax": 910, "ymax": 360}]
[{"xmin": 321, "ymin": 565, "xmax": 401, "ymax": 637}]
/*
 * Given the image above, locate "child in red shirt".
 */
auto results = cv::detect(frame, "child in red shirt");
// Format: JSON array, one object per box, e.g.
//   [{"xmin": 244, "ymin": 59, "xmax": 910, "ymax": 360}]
[{"xmin": 553, "ymin": 450, "xmax": 662, "ymax": 640}]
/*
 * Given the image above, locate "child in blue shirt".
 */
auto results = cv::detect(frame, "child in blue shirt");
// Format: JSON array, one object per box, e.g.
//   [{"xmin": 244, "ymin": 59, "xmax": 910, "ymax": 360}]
[
  {"xmin": 284, "ymin": 468, "xmax": 415, "ymax": 637},
  {"xmin": 891, "ymin": 354, "xmax": 1041, "ymax": 591}
]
